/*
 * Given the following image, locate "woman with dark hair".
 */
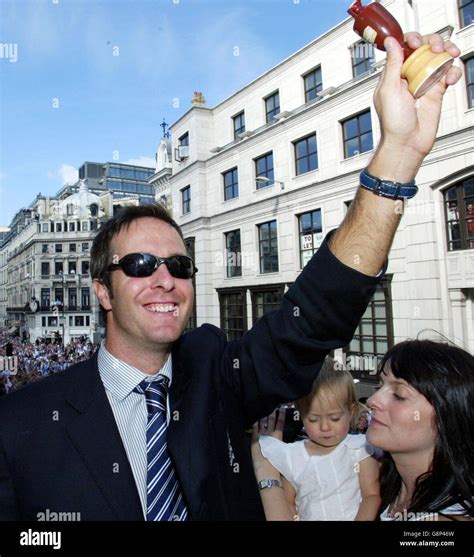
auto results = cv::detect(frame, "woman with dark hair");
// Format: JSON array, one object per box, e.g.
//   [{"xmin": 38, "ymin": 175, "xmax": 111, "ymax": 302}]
[
  {"xmin": 367, "ymin": 339, "xmax": 473, "ymax": 521},
  {"xmin": 252, "ymin": 339, "xmax": 473, "ymax": 521}
]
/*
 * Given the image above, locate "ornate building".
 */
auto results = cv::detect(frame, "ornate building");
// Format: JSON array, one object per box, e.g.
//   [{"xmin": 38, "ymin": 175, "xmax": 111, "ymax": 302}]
[
  {"xmin": 3, "ymin": 181, "xmax": 110, "ymax": 343},
  {"xmin": 163, "ymin": 0, "xmax": 474, "ymax": 385},
  {"xmin": 149, "ymin": 122, "xmax": 173, "ymax": 212}
]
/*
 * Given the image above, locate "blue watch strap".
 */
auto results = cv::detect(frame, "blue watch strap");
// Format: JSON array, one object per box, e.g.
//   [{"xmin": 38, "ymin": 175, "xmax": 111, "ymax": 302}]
[{"xmin": 359, "ymin": 168, "xmax": 418, "ymax": 199}]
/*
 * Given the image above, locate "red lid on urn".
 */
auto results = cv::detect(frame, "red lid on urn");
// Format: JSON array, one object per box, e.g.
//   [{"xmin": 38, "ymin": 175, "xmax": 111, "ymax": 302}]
[
  {"xmin": 348, "ymin": 0, "xmax": 363, "ymax": 17},
  {"xmin": 347, "ymin": 0, "xmax": 414, "ymax": 60}
]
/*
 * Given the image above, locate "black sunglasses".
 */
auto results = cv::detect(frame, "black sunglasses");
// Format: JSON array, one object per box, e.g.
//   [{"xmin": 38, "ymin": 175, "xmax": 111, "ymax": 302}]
[{"xmin": 106, "ymin": 253, "xmax": 198, "ymax": 279}]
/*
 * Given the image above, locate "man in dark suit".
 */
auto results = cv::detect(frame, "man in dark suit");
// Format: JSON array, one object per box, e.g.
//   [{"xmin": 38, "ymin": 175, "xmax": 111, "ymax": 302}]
[{"xmin": 0, "ymin": 33, "xmax": 461, "ymax": 520}]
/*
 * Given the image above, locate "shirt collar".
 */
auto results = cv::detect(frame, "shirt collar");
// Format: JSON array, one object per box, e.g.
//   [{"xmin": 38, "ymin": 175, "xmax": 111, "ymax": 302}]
[{"xmin": 98, "ymin": 341, "xmax": 173, "ymax": 402}]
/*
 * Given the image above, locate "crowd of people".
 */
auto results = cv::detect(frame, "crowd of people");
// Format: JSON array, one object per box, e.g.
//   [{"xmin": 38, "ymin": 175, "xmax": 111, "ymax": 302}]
[{"xmin": 0, "ymin": 330, "xmax": 96, "ymax": 395}]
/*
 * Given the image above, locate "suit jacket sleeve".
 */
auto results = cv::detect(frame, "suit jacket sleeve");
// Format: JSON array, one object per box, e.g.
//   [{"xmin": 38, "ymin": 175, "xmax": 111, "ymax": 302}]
[
  {"xmin": 217, "ymin": 230, "xmax": 385, "ymax": 428},
  {"xmin": 0, "ymin": 427, "xmax": 20, "ymax": 520}
]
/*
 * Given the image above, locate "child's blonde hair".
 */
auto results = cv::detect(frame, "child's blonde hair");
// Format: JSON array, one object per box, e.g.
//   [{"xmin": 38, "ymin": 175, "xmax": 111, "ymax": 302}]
[{"xmin": 295, "ymin": 357, "xmax": 364, "ymax": 431}]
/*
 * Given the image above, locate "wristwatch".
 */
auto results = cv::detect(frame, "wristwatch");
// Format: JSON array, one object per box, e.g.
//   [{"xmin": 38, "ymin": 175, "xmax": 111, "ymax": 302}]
[
  {"xmin": 360, "ymin": 167, "xmax": 418, "ymax": 200},
  {"xmin": 258, "ymin": 479, "xmax": 283, "ymax": 491}
]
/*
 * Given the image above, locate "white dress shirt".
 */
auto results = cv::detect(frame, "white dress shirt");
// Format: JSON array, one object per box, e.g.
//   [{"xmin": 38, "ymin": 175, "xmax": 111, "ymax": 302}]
[{"xmin": 97, "ymin": 342, "xmax": 173, "ymax": 517}]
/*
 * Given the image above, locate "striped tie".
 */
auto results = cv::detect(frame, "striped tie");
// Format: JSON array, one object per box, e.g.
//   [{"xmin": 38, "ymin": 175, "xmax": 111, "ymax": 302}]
[{"xmin": 135, "ymin": 376, "xmax": 188, "ymax": 521}]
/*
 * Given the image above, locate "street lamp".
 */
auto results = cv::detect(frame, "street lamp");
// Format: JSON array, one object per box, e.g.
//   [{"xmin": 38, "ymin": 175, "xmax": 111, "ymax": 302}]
[
  {"xmin": 58, "ymin": 270, "xmax": 66, "ymax": 346},
  {"xmin": 256, "ymin": 175, "xmax": 285, "ymax": 190}
]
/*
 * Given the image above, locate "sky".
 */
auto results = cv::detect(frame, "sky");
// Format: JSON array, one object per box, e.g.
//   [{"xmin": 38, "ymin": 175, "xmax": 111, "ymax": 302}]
[{"xmin": 0, "ymin": 0, "xmax": 353, "ymax": 225}]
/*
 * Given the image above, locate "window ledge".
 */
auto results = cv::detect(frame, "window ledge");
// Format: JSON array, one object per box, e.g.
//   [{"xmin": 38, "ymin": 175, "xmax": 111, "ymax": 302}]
[
  {"xmin": 221, "ymin": 197, "xmax": 239, "ymax": 205},
  {"xmin": 292, "ymin": 169, "xmax": 319, "ymax": 181},
  {"xmin": 457, "ymin": 22, "xmax": 474, "ymax": 35},
  {"xmin": 253, "ymin": 184, "xmax": 275, "ymax": 194},
  {"xmin": 446, "ymin": 247, "xmax": 474, "ymax": 254},
  {"xmin": 340, "ymin": 150, "xmax": 374, "ymax": 164}
]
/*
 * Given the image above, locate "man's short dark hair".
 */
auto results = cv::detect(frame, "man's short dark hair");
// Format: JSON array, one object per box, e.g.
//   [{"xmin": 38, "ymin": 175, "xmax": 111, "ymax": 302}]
[{"xmin": 91, "ymin": 203, "xmax": 185, "ymax": 318}]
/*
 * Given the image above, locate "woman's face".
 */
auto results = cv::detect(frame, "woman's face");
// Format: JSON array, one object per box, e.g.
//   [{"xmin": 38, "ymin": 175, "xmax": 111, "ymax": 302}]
[{"xmin": 366, "ymin": 366, "xmax": 438, "ymax": 455}]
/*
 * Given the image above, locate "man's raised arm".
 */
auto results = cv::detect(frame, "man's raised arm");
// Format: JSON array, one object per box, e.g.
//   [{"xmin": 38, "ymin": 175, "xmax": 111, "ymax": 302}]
[{"xmin": 330, "ymin": 33, "xmax": 462, "ymax": 277}]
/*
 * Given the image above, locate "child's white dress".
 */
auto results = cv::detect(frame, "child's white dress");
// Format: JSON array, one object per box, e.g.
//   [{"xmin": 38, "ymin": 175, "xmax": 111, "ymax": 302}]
[{"xmin": 259, "ymin": 434, "xmax": 374, "ymax": 520}]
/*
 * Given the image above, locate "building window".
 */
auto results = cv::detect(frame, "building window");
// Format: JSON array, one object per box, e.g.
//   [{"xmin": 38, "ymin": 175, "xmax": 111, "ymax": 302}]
[
  {"xmin": 41, "ymin": 262, "xmax": 50, "ymax": 277},
  {"xmin": 42, "ymin": 244, "xmax": 49, "ymax": 253},
  {"xmin": 298, "ymin": 209, "xmax": 323, "ymax": 268},
  {"xmin": 68, "ymin": 288, "xmax": 77, "ymax": 309},
  {"xmin": 251, "ymin": 286, "xmax": 284, "ymax": 325},
  {"xmin": 255, "ymin": 152, "xmax": 274, "ymax": 188},
  {"xmin": 123, "ymin": 182, "xmax": 137, "ymax": 193},
  {"xmin": 54, "ymin": 288, "xmax": 64, "ymax": 305},
  {"xmin": 81, "ymin": 287, "xmax": 90, "ymax": 309},
  {"xmin": 55, "ymin": 243, "xmax": 62, "ymax": 253},
  {"xmin": 81, "ymin": 260, "xmax": 90, "ymax": 275},
  {"xmin": 90, "ymin": 203, "xmax": 98, "ymax": 217},
  {"xmin": 68, "ymin": 261, "xmax": 77, "ymax": 275},
  {"xmin": 265, "ymin": 91, "xmax": 280, "ymax": 123},
  {"xmin": 86, "ymin": 316, "xmax": 90, "ymax": 326},
  {"xmin": 82, "ymin": 243, "xmax": 89, "ymax": 253},
  {"xmin": 48, "ymin": 316, "xmax": 58, "ymax": 327},
  {"xmin": 56, "ymin": 222, "xmax": 62, "ymax": 232},
  {"xmin": 183, "ymin": 237, "xmax": 197, "ymax": 332},
  {"xmin": 218, "ymin": 288, "xmax": 247, "ymax": 340},
  {"xmin": 42, "ymin": 223, "xmax": 48, "ymax": 232},
  {"xmin": 342, "ymin": 110, "xmax": 373, "ymax": 158},
  {"xmin": 466, "ymin": 57, "xmax": 474, "ymax": 109},
  {"xmin": 41, "ymin": 288, "xmax": 50, "ymax": 309},
  {"xmin": 258, "ymin": 220, "xmax": 279, "ymax": 273},
  {"xmin": 294, "ymin": 133, "xmax": 318, "ymax": 175},
  {"xmin": 181, "ymin": 186, "xmax": 191, "ymax": 214},
  {"xmin": 351, "ymin": 41, "xmax": 375, "ymax": 78},
  {"xmin": 233, "ymin": 111, "xmax": 245, "ymax": 140},
  {"xmin": 69, "ymin": 222, "xmax": 75, "ymax": 232},
  {"xmin": 55, "ymin": 262, "xmax": 63, "ymax": 275},
  {"xmin": 75, "ymin": 316, "xmax": 85, "ymax": 327},
  {"xmin": 70, "ymin": 243, "xmax": 76, "ymax": 252},
  {"xmin": 42, "ymin": 316, "xmax": 46, "ymax": 327},
  {"xmin": 177, "ymin": 132, "xmax": 189, "ymax": 160},
  {"xmin": 225, "ymin": 230, "xmax": 242, "ymax": 278},
  {"xmin": 303, "ymin": 67, "xmax": 323, "ymax": 102},
  {"xmin": 82, "ymin": 221, "xmax": 88, "ymax": 231},
  {"xmin": 444, "ymin": 178, "xmax": 474, "ymax": 251},
  {"xmin": 459, "ymin": 0, "xmax": 474, "ymax": 27},
  {"xmin": 223, "ymin": 168, "xmax": 239, "ymax": 201},
  {"xmin": 346, "ymin": 277, "xmax": 393, "ymax": 381},
  {"xmin": 179, "ymin": 132, "xmax": 189, "ymax": 147}
]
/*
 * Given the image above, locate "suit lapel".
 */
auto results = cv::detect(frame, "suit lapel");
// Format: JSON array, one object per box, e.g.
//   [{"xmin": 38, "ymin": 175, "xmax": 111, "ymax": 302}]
[
  {"xmin": 64, "ymin": 353, "xmax": 144, "ymax": 521},
  {"xmin": 167, "ymin": 341, "xmax": 206, "ymax": 517}
]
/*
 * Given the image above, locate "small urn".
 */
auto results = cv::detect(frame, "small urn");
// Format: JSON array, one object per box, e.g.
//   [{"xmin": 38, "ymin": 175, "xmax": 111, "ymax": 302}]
[{"xmin": 348, "ymin": 0, "xmax": 453, "ymax": 98}]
